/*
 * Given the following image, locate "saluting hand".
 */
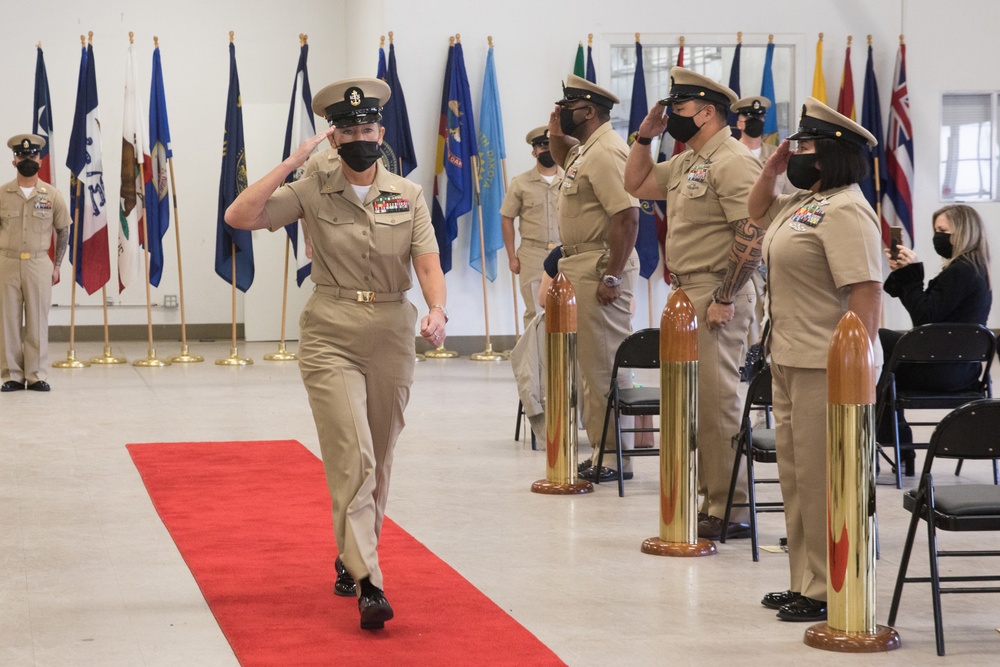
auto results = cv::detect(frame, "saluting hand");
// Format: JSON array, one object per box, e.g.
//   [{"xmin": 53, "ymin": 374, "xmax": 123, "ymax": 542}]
[
  {"xmin": 547, "ymin": 107, "xmax": 564, "ymax": 139},
  {"xmin": 289, "ymin": 127, "xmax": 335, "ymax": 170},
  {"xmin": 638, "ymin": 103, "xmax": 668, "ymax": 141},
  {"xmin": 763, "ymin": 140, "xmax": 793, "ymax": 178}
]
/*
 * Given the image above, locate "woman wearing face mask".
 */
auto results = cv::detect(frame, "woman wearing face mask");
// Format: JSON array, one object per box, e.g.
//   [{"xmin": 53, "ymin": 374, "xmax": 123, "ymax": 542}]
[
  {"xmin": 879, "ymin": 204, "xmax": 992, "ymax": 474},
  {"xmin": 747, "ymin": 97, "xmax": 883, "ymax": 623}
]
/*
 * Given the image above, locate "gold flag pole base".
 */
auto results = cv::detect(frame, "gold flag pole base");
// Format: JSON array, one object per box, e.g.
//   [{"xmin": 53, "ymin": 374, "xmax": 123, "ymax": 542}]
[
  {"xmin": 470, "ymin": 344, "xmax": 505, "ymax": 362},
  {"xmin": 170, "ymin": 345, "xmax": 204, "ymax": 363},
  {"xmin": 133, "ymin": 349, "xmax": 171, "ymax": 367},
  {"xmin": 216, "ymin": 347, "xmax": 253, "ymax": 366},
  {"xmin": 804, "ymin": 623, "xmax": 901, "ymax": 653},
  {"xmin": 90, "ymin": 345, "xmax": 127, "ymax": 365},
  {"xmin": 424, "ymin": 345, "xmax": 459, "ymax": 359},
  {"xmin": 415, "ymin": 354, "xmax": 426, "ymax": 362},
  {"xmin": 641, "ymin": 537, "xmax": 717, "ymax": 557},
  {"xmin": 498, "ymin": 349, "xmax": 512, "ymax": 360},
  {"xmin": 52, "ymin": 350, "xmax": 90, "ymax": 369},
  {"xmin": 530, "ymin": 479, "xmax": 593, "ymax": 495},
  {"xmin": 263, "ymin": 342, "xmax": 298, "ymax": 361}
]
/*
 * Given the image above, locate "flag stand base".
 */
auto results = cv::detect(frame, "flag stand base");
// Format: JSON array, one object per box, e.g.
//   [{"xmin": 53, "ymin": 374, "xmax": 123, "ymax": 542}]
[
  {"xmin": 170, "ymin": 345, "xmax": 204, "ymax": 364},
  {"xmin": 52, "ymin": 349, "xmax": 90, "ymax": 369},
  {"xmin": 531, "ymin": 479, "xmax": 593, "ymax": 495},
  {"xmin": 91, "ymin": 346, "xmax": 127, "ymax": 365},
  {"xmin": 415, "ymin": 354, "xmax": 426, "ymax": 362},
  {"xmin": 804, "ymin": 623, "xmax": 901, "ymax": 653},
  {"xmin": 470, "ymin": 344, "xmax": 505, "ymax": 362},
  {"xmin": 134, "ymin": 349, "xmax": 170, "ymax": 367},
  {"xmin": 641, "ymin": 537, "xmax": 717, "ymax": 557},
  {"xmin": 424, "ymin": 346, "xmax": 459, "ymax": 359},
  {"xmin": 216, "ymin": 347, "xmax": 253, "ymax": 366},
  {"xmin": 263, "ymin": 342, "xmax": 298, "ymax": 361}
]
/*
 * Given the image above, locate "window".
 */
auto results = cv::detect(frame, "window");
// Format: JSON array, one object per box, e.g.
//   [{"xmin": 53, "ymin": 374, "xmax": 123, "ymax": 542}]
[
  {"xmin": 607, "ymin": 41, "xmax": 795, "ymax": 155},
  {"xmin": 940, "ymin": 93, "xmax": 997, "ymax": 201}
]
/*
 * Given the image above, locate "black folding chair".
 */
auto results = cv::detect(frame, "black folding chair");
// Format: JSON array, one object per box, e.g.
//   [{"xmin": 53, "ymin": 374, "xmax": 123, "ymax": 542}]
[
  {"xmin": 887, "ymin": 399, "xmax": 1000, "ymax": 656},
  {"xmin": 514, "ymin": 400, "xmax": 536, "ymax": 450},
  {"xmin": 721, "ymin": 365, "xmax": 781, "ymax": 561},
  {"xmin": 595, "ymin": 328, "xmax": 660, "ymax": 497},
  {"xmin": 876, "ymin": 323, "xmax": 996, "ymax": 488}
]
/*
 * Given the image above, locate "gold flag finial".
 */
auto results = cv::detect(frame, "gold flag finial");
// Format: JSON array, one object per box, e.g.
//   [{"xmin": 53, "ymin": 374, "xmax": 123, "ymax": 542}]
[
  {"xmin": 88, "ymin": 31, "xmax": 93, "ymax": 44},
  {"xmin": 389, "ymin": 31, "xmax": 394, "ymax": 44},
  {"xmin": 37, "ymin": 40, "xmax": 42, "ymax": 49},
  {"xmin": 455, "ymin": 33, "xmax": 461, "ymax": 43},
  {"xmin": 899, "ymin": 34, "xmax": 905, "ymax": 44},
  {"xmin": 449, "ymin": 35, "xmax": 455, "ymax": 47},
  {"xmin": 154, "ymin": 36, "xmax": 159, "ymax": 48},
  {"xmin": 588, "ymin": 33, "xmax": 593, "ymax": 46},
  {"xmin": 635, "ymin": 33, "xmax": 640, "ymax": 43},
  {"xmin": 229, "ymin": 31, "xmax": 234, "ymax": 43},
  {"xmin": 768, "ymin": 34, "xmax": 773, "ymax": 44},
  {"xmin": 819, "ymin": 32, "xmax": 824, "ymax": 41},
  {"xmin": 867, "ymin": 34, "xmax": 872, "ymax": 46},
  {"xmin": 847, "ymin": 35, "xmax": 853, "ymax": 47},
  {"xmin": 737, "ymin": 31, "xmax": 742, "ymax": 44},
  {"xmin": 129, "ymin": 31, "xmax": 134, "ymax": 44},
  {"xmin": 80, "ymin": 35, "xmax": 85, "ymax": 48},
  {"xmin": 488, "ymin": 35, "xmax": 493, "ymax": 48},
  {"xmin": 679, "ymin": 35, "xmax": 685, "ymax": 48},
  {"xmin": 379, "ymin": 35, "xmax": 384, "ymax": 48}
]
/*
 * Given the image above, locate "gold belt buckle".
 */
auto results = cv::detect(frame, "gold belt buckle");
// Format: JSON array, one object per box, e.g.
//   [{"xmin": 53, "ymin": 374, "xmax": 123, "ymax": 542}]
[
  {"xmin": 668, "ymin": 272, "xmax": 680, "ymax": 286},
  {"xmin": 548, "ymin": 243, "xmax": 557, "ymax": 250},
  {"xmin": 20, "ymin": 252, "xmax": 31, "ymax": 260},
  {"xmin": 356, "ymin": 291, "xmax": 376, "ymax": 303}
]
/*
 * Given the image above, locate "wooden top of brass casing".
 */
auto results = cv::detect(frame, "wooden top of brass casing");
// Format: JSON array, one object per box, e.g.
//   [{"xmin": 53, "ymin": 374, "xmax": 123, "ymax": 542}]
[
  {"xmin": 827, "ymin": 311, "xmax": 875, "ymax": 404},
  {"xmin": 546, "ymin": 273, "xmax": 577, "ymax": 334},
  {"xmin": 660, "ymin": 288, "xmax": 698, "ymax": 362}
]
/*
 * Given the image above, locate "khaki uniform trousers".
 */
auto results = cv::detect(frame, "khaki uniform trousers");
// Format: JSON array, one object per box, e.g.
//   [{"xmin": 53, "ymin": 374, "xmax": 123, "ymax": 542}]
[
  {"xmin": 771, "ymin": 364, "xmax": 828, "ymax": 601},
  {"xmin": 677, "ymin": 274, "xmax": 753, "ymax": 522},
  {"xmin": 298, "ymin": 292, "xmax": 417, "ymax": 591},
  {"xmin": 516, "ymin": 242, "xmax": 550, "ymax": 330},
  {"xmin": 558, "ymin": 249, "xmax": 638, "ymax": 468},
  {"xmin": 0, "ymin": 255, "xmax": 52, "ymax": 383}
]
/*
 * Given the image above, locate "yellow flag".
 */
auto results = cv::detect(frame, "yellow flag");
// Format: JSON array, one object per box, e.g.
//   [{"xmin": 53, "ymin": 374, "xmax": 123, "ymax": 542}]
[{"xmin": 812, "ymin": 36, "xmax": 827, "ymax": 103}]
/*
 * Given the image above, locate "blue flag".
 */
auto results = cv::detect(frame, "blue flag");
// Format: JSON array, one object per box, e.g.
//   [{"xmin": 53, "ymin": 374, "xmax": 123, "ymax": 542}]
[
  {"xmin": 726, "ymin": 42, "xmax": 742, "ymax": 132},
  {"xmin": 215, "ymin": 41, "xmax": 254, "ymax": 292},
  {"xmin": 760, "ymin": 43, "xmax": 778, "ymax": 137},
  {"xmin": 147, "ymin": 46, "xmax": 172, "ymax": 287},
  {"xmin": 859, "ymin": 43, "xmax": 887, "ymax": 213},
  {"xmin": 382, "ymin": 42, "xmax": 417, "ymax": 176},
  {"xmin": 432, "ymin": 43, "xmax": 455, "ymax": 273},
  {"xmin": 628, "ymin": 41, "xmax": 658, "ymax": 280},
  {"xmin": 586, "ymin": 43, "xmax": 596, "ymax": 83},
  {"xmin": 281, "ymin": 42, "xmax": 315, "ymax": 286},
  {"xmin": 377, "ymin": 43, "xmax": 386, "ymax": 79},
  {"xmin": 444, "ymin": 41, "xmax": 478, "ymax": 258},
  {"xmin": 470, "ymin": 46, "xmax": 505, "ymax": 281}
]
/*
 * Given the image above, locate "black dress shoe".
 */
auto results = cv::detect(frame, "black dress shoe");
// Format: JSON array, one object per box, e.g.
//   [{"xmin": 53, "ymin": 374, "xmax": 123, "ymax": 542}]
[
  {"xmin": 334, "ymin": 557, "xmax": 356, "ymax": 597},
  {"xmin": 27, "ymin": 380, "xmax": 50, "ymax": 392},
  {"xmin": 1, "ymin": 380, "xmax": 25, "ymax": 392},
  {"xmin": 578, "ymin": 466, "xmax": 633, "ymax": 482},
  {"xmin": 776, "ymin": 596, "xmax": 826, "ymax": 622},
  {"xmin": 761, "ymin": 590, "xmax": 802, "ymax": 610},
  {"xmin": 577, "ymin": 460, "xmax": 593, "ymax": 474},
  {"xmin": 698, "ymin": 515, "xmax": 751, "ymax": 540},
  {"xmin": 358, "ymin": 579, "xmax": 393, "ymax": 630}
]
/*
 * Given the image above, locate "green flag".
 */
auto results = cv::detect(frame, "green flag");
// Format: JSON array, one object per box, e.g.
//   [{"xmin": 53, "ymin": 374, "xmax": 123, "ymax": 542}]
[{"xmin": 573, "ymin": 42, "xmax": 584, "ymax": 77}]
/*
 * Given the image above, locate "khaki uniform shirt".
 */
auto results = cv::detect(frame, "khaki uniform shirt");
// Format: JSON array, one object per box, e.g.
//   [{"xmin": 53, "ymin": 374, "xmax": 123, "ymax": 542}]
[
  {"xmin": 558, "ymin": 123, "xmax": 639, "ymax": 246},
  {"xmin": 654, "ymin": 127, "xmax": 762, "ymax": 274},
  {"xmin": 762, "ymin": 183, "xmax": 884, "ymax": 368},
  {"xmin": 0, "ymin": 180, "xmax": 70, "ymax": 255},
  {"xmin": 263, "ymin": 162, "xmax": 437, "ymax": 293},
  {"xmin": 500, "ymin": 166, "xmax": 563, "ymax": 246},
  {"xmin": 303, "ymin": 149, "xmax": 340, "ymax": 177}
]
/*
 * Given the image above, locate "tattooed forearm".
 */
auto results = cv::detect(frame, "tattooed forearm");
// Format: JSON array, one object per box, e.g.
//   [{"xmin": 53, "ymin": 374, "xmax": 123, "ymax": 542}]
[
  {"xmin": 717, "ymin": 218, "xmax": 764, "ymax": 300},
  {"xmin": 53, "ymin": 227, "xmax": 69, "ymax": 267}
]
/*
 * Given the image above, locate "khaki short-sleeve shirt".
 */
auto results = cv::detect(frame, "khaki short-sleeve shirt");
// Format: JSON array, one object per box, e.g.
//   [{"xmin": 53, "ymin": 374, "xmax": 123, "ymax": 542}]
[
  {"xmin": 654, "ymin": 127, "xmax": 762, "ymax": 274},
  {"xmin": 762, "ymin": 183, "xmax": 884, "ymax": 368},
  {"xmin": 558, "ymin": 123, "xmax": 639, "ymax": 246},
  {"xmin": 499, "ymin": 166, "xmax": 563, "ymax": 245},
  {"xmin": 263, "ymin": 162, "xmax": 437, "ymax": 293},
  {"xmin": 303, "ymin": 149, "xmax": 340, "ymax": 177},
  {"xmin": 0, "ymin": 180, "xmax": 70, "ymax": 254}
]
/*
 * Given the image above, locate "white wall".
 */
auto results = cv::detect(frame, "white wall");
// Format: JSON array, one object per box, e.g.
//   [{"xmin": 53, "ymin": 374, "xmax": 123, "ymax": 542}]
[{"xmin": 3, "ymin": 0, "xmax": 998, "ymax": 339}]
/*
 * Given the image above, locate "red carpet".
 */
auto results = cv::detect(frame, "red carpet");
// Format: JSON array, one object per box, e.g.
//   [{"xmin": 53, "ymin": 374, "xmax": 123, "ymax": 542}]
[{"xmin": 128, "ymin": 440, "xmax": 563, "ymax": 666}]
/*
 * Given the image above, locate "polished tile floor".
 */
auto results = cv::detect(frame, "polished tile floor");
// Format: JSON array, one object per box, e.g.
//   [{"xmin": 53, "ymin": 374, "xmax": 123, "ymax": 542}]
[{"xmin": 2, "ymin": 340, "xmax": 999, "ymax": 665}]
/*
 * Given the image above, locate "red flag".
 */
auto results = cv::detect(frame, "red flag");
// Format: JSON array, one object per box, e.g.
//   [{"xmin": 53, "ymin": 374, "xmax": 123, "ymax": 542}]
[{"xmin": 837, "ymin": 38, "xmax": 856, "ymax": 120}]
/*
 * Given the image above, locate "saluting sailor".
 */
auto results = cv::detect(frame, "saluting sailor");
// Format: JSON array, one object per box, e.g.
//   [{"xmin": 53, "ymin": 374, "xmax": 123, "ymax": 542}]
[
  {"xmin": 0, "ymin": 134, "xmax": 69, "ymax": 393},
  {"xmin": 225, "ymin": 77, "xmax": 447, "ymax": 631}
]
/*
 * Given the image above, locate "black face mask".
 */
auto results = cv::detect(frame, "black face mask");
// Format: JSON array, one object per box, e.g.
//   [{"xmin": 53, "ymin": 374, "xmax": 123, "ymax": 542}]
[
  {"xmin": 559, "ymin": 107, "xmax": 583, "ymax": 136},
  {"xmin": 742, "ymin": 117, "xmax": 765, "ymax": 138},
  {"xmin": 337, "ymin": 140, "xmax": 382, "ymax": 172},
  {"xmin": 666, "ymin": 110, "xmax": 703, "ymax": 143},
  {"xmin": 537, "ymin": 151, "xmax": 555, "ymax": 169},
  {"xmin": 16, "ymin": 159, "xmax": 40, "ymax": 177},
  {"xmin": 933, "ymin": 231, "xmax": 953, "ymax": 259},
  {"xmin": 786, "ymin": 153, "xmax": 821, "ymax": 190}
]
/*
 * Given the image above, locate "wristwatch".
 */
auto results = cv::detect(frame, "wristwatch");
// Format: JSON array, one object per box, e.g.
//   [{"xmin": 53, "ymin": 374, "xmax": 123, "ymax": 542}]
[
  {"xmin": 601, "ymin": 274, "xmax": 623, "ymax": 288},
  {"xmin": 430, "ymin": 304, "xmax": 449, "ymax": 322},
  {"xmin": 636, "ymin": 136, "xmax": 653, "ymax": 145}
]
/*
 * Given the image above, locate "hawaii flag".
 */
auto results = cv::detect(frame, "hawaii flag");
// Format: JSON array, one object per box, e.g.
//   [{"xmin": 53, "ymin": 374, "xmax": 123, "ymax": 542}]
[
  {"xmin": 281, "ymin": 40, "xmax": 315, "ymax": 286},
  {"xmin": 66, "ymin": 40, "xmax": 110, "ymax": 296},
  {"xmin": 119, "ymin": 43, "xmax": 152, "ymax": 292},
  {"xmin": 882, "ymin": 41, "xmax": 913, "ymax": 248}
]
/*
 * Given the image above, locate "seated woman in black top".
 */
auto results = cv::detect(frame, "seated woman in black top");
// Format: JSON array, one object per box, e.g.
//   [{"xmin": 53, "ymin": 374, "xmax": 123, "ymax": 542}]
[{"xmin": 880, "ymin": 204, "xmax": 992, "ymax": 473}]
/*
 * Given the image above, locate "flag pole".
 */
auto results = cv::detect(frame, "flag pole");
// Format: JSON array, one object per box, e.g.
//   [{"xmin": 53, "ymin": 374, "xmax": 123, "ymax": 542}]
[
  {"xmin": 217, "ymin": 242, "xmax": 252, "ymax": 365},
  {"xmin": 264, "ymin": 236, "xmax": 297, "ymax": 361},
  {"xmin": 53, "ymin": 177, "xmax": 90, "ymax": 369},
  {"xmin": 500, "ymin": 155, "xmax": 518, "ymax": 360},
  {"xmin": 132, "ymin": 121, "xmax": 169, "ymax": 366},
  {"xmin": 469, "ymin": 153, "xmax": 503, "ymax": 362}
]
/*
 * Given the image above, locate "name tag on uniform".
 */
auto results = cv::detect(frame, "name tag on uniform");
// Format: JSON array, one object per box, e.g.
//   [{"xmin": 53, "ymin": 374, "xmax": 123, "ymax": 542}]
[
  {"xmin": 791, "ymin": 203, "xmax": 825, "ymax": 227},
  {"xmin": 34, "ymin": 198, "xmax": 52, "ymax": 210},
  {"xmin": 372, "ymin": 195, "xmax": 410, "ymax": 214}
]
